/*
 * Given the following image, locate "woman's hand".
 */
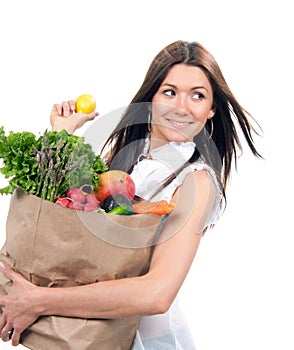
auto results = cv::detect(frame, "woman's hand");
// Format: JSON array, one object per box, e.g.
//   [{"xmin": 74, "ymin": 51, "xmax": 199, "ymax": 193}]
[
  {"xmin": 0, "ymin": 263, "xmax": 41, "ymax": 346},
  {"xmin": 50, "ymin": 100, "xmax": 99, "ymax": 134}
]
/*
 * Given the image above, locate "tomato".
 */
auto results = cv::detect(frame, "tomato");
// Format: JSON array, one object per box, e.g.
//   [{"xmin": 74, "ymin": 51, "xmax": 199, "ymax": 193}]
[{"xmin": 75, "ymin": 94, "xmax": 96, "ymax": 114}]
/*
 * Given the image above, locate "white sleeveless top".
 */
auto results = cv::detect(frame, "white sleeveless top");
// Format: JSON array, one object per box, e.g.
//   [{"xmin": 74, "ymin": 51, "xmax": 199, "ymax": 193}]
[
  {"xmin": 130, "ymin": 140, "xmax": 222, "ymax": 349},
  {"xmin": 131, "ymin": 140, "xmax": 222, "ymax": 226}
]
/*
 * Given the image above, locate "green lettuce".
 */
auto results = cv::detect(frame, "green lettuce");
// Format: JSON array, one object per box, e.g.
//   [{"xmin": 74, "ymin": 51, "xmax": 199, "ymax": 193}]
[{"xmin": 0, "ymin": 126, "xmax": 108, "ymax": 201}]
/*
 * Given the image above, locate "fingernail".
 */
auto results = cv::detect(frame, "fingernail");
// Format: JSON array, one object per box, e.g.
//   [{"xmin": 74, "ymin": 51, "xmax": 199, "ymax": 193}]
[{"xmin": 0, "ymin": 262, "xmax": 6, "ymax": 270}]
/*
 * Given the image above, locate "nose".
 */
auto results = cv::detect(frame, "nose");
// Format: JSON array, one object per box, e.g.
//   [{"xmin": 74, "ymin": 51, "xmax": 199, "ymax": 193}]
[{"xmin": 174, "ymin": 95, "xmax": 189, "ymax": 116}]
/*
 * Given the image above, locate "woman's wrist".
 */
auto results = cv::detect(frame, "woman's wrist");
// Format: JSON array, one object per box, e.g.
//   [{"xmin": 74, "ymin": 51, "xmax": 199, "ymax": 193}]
[
  {"xmin": 51, "ymin": 119, "xmax": 75, "ymax": 134},
  {"xmin": 33, "ymin": 286, "xmax": 53, "ymax": 317},
  {"xmin": 35, "ymin": 285, "xmax": 77, "ymax": 317}
]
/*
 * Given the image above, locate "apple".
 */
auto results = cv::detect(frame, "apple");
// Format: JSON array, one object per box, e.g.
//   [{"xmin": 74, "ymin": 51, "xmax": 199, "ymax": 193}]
[{"xmin": 94, "ymin": 170, "xmax": 135, "ymax": 204}]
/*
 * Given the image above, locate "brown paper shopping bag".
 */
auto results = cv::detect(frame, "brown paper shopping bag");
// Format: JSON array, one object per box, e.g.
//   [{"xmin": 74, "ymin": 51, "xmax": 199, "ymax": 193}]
[{"xmin": 0, "ymin": 188, "xmax": 163, "ymax": 350}]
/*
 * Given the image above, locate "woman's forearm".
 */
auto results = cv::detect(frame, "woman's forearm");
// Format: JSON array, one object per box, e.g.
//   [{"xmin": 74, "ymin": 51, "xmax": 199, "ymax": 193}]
[{"xmin": 37, "ymin": 274, "xmax": 167, "ymax": 319}]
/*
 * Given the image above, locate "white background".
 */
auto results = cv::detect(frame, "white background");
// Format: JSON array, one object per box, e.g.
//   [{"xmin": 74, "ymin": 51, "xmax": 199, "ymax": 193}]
[{"xmin": 0, "ymin": 0, "xmax": 293, "ymax": 349}]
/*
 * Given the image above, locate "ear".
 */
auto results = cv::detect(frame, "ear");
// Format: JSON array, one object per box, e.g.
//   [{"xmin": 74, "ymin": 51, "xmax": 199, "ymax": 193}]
[{"xmin": 208, "ymin": 104, "xmax": 216, "ymax": 119}]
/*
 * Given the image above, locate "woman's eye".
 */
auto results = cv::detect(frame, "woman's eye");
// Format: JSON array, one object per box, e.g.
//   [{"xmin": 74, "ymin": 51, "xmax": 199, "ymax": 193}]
[
  {"xmin": 163, "ymin": 89, "xmax": 175, "ymax": 96},
  {"xmin": 192, "ymin": 92, "xmax": 204, "ymax": 99}
]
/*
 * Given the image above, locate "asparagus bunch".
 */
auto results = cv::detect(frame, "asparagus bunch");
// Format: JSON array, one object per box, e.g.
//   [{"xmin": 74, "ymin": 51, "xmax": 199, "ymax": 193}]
[{"xmin": 33, "ymin": 135, "xmax": 81, "ymax": 201}]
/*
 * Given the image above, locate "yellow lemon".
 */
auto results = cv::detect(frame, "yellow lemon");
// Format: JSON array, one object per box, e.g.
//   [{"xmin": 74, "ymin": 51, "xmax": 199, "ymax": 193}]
[{"xmin": 75, "ymin": 94, "xmax": 96, "ymax": 114}]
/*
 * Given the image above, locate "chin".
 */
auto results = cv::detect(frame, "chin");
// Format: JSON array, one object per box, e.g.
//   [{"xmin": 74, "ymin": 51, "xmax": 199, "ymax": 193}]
[
  {"xmin": 166, "ymin": 130, "xmax": 194, "ymax": 143},
  {"xmin": 152, "ymin": 124, "xmax": 195, "ymax": 143}
]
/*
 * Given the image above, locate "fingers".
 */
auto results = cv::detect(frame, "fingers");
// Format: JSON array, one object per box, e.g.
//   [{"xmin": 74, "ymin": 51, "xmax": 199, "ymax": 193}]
[
  {"xmin": 1, "ymin": 329, "xmax": 20, "ymax": 346},
  {"xmin": 85, "ymin": 111, "xmax": 99, "ymax": 121},
  {"xmin": 11, "ymin": 329, "xmax": 21, "ymax": 346},
  {"xmin": 0, "ymin": 313, "xmax": 6, "ymax": 332},
  {"xmin": 0, "ymin": 323, "xmax": 13, "ymax": 342},
  {"xmin": 0, "ymin": 325, "xmax": 20, "ymax": 346},
  {"xmin": 62, "ymin": 100, "xmax": 76, "ymax": 116},
  {"xmin": 0, "ymin": 263, "xmax": 27, "ymax": 288},
  {"xmin": 76, "ymin": 111, "xmax": 99, "ymax": 129},
  {"xmin": 69, "ymin": 100, "xmax": 76, "ymax": 113},
  {"xmin": 0, "ymin": 262, "xmax": 17, "ymax": 282},
  {"xmin": 51, "ymin": 100, "xmax": 76, "ymax": 117}
]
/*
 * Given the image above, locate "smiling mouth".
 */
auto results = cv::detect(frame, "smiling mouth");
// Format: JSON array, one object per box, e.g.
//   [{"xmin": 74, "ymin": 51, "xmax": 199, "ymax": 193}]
[{"xmin": 166, "ymin": 118, "xmax": 193, "ymax": 129}]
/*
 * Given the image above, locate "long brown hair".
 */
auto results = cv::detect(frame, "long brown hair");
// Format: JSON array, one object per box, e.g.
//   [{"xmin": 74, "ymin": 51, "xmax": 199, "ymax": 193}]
[{"xmin": 101, "ymin": 40, "xmax": 262, "ymax": 203}]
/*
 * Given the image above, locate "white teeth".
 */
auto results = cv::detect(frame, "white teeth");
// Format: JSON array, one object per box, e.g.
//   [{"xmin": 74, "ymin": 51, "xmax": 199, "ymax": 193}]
[
  {"xmin": 173, "ymin": 121, "xmax": 189, "ymax": 126},
  {"xmin": 168, "ymin": 119, "xmax": 191, "ymax": 129}
]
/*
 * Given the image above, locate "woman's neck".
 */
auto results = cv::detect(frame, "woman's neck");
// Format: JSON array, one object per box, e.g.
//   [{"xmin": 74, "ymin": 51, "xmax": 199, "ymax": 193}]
[{"xmin": 149, "ymin": 137, "xmax": 168, "ymax": 152}]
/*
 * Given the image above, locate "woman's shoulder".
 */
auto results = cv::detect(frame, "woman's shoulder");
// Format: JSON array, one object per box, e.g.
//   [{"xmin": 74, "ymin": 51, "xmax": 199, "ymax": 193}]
[
  {"xmin": 191, "ymin": 166, "xmax": 215, "ymax": 184},
  {"xmin": 178, "ymin": 166, "xmax": 217, "ymax": 202}
]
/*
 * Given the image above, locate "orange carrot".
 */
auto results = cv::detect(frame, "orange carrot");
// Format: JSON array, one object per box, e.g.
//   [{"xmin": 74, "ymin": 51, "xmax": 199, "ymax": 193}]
[{"xmin": 132, "ymin": 200, "xmax": 175, "ymax": 215}]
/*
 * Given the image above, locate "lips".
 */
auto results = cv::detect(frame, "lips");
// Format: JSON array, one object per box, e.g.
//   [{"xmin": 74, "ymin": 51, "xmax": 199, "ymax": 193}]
[{"xmin": 166, "ymin": 118, "xmax": 193, "ymax": 129}]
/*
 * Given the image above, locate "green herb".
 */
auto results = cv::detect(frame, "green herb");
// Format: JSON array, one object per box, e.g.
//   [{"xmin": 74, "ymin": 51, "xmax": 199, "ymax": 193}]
[{"xmin": 0, "ymin": 126, "xmax": 108, "ymax": 201}]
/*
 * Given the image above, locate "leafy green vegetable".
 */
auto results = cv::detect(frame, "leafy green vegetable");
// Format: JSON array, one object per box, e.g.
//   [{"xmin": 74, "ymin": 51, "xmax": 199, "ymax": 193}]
[
  {"xmin": 0, "ymin": 126, "xmax": 108, "ymax": 201},
  {"xmin": 0, "ymin": 127, "xmax": 38, "ymax": 195}
]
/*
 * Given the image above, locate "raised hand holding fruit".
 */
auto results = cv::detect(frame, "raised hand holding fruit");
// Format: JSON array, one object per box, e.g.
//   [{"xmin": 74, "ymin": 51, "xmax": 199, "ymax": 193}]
[{"xmin": 51, "ymin": 95, "xmax": 98, "ymax": 133}]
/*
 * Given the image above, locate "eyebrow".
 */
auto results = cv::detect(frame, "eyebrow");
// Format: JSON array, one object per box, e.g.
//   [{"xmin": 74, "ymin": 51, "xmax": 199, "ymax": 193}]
[{"xmin": 162, "ymin": 83, "xmax": 208, "ymax": 92}]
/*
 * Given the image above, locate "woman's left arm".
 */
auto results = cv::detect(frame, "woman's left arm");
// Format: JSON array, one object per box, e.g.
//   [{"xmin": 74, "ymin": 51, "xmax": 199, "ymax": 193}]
[
  {"xmin": 0, "ymin": 169, "xmax": 217, "ymax": 346},
  {"xmin": 145, "ymin": 168, "xmax": 217, "ymax": 308}
]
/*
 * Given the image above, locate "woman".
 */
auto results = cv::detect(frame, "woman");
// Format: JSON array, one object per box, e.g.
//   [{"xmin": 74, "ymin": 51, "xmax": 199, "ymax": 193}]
[{"xmin": 0, "ymin": 40, "xmax": 262, "ymax": 349}]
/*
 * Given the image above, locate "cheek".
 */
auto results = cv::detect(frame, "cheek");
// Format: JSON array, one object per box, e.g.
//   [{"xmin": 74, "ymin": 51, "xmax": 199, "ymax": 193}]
[
  {"xmin": 194, "ymin": 105, "xmax": 214, "ymax": 124},
  {"xmin": 151, "ymin": 103, "xmax": 171, "ymax": 121}
]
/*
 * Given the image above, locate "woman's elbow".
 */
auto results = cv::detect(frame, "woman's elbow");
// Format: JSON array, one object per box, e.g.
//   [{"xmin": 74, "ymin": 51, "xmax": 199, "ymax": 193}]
[
  {"xmin": 153, "ymin": 297, "xmax": 173, "ymax": 315},
  {"xmin": 144, "ymin": 283, "xmax": 175, "ymax": 315}
]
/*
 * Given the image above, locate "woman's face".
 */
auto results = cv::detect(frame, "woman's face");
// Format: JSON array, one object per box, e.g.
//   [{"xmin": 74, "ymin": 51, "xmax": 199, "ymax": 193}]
[{"xmin": 151, "ymin": 63, "xmax": 215, "ymax": 143}]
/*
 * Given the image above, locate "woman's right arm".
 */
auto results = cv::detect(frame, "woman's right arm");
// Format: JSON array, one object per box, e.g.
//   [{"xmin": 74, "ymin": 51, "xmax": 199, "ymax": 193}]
[{"xmin": 50, "ymin": 100, "xmax": 99, "ymax": 134}]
